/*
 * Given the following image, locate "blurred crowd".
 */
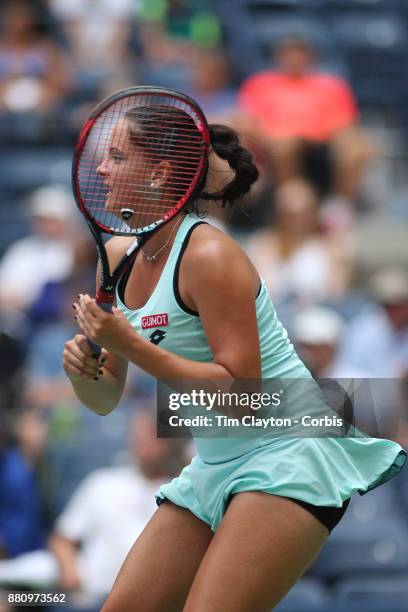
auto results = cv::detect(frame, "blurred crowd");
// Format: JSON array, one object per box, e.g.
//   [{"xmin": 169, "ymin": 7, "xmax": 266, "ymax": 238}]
[{"xmin": 0, "ymin": 0, "xmax": 408, "ymax": 610}]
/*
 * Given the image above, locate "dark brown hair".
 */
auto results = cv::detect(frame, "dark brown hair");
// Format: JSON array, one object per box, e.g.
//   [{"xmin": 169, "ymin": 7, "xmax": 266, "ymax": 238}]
[
  {"xmin": 125, "ymin": 108, "xmax": 259, "ymax": 210},
  {"xmin": 201, "ymin": 123, "xmax": 259, "ymax": 209}
]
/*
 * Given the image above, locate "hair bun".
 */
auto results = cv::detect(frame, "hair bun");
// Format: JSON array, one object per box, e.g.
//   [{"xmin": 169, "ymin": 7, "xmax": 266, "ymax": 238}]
[{"xmin": 203, "ymin": 124, "xmax": 259, "ymax": 207}]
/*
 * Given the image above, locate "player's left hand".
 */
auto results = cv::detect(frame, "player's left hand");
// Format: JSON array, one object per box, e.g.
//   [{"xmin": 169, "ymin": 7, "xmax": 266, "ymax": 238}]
[{"xmin": 73, "ymin": 294, "xmax": 137, "ymax": 357}]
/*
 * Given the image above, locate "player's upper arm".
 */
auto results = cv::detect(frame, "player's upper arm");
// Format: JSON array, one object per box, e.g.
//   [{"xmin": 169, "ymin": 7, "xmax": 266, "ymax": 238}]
[{"xmin": 181, "ymin": 229, "xmax": 261, "ymax": 378}]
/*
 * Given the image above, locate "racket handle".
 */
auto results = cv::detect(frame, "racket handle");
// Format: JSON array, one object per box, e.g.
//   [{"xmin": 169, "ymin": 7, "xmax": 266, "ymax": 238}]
[
  {"xmin": 87, "ymin": 292, "xmax": 114, "ymax": 358},
  {"xmin": 87, "ymin": 338, "xmax": 103, "ymax": 358}
]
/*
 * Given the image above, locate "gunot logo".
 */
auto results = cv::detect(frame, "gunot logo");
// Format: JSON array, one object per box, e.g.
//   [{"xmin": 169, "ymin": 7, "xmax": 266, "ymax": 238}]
[{"xmin": 142, "ymin": 313, "xmax": 169, "ymax": 329}]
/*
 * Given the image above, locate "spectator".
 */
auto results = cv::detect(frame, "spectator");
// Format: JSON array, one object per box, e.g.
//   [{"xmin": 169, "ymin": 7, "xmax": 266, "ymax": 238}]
[
  {"xmin": 0, "ymin": 411, "xmax": 188, "ymax": 604},
  {"xmin": 245, "ymin": 179, "xmax": 352, "ymax": 307},
  {"xmin": 238, "ymin": 37, "xmax": 375, "ymax": 203},
  {"xmin": 0, "ymin": 185, "xmax": 82, "ymax": 320},
  {"xmin": 292, "ymin": 306, "xmax": 347, "ymax": 379},
  {"xmin": 0, "ymin": 0, "xmax": 71, "ymax": 133},
  {"xmin": 138, "ymin": 0, "xmax": 221, "ymax": 91},
  {"xmin": 48, "ymin": 0, "xmax": 135, "ymax": 94},
  {"xmin": 292, "ymin": 306, "xmax": 401, "ymax": 439},
  {"xmin": 21, "ymin": 244, "xmax": 155, "ymax": 415},
  {"xmin": 48, "ymin": 410, "xmax": 187, "ymax": 602},
  {"xmin": 0, "ymin": 328, "xmax": 24, "ymax": 413},
  {"xmin": 186, "ymin": 48, "xmax": 237, "ymax": 120},
  {"xmin": 50, "ymin": 412, "xmax": 183, "ymax": 600},
  {"xmin": 339, "ymin": 268, "xmax": 408, "ymax": 377},
  {"xmin": 0, "ymin": 411, "xmax": 46, "ymax": 559},
  {"xmin": 14, "ymin": 408, "xmax": 48, "ymax": 467},
  {"xmin": 139, "ymin": 0, "xmax": 221, "ymax": 57}
]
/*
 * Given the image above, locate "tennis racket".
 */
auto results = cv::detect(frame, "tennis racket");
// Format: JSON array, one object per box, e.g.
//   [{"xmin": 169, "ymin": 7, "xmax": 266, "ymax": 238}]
[{"xmin": 72, "ymin": 86, "xmax": 210, "ymax": 356}]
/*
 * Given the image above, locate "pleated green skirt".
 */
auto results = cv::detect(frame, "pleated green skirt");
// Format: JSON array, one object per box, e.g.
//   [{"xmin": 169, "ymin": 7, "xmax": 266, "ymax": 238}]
[{"xmin": 156, "ymin": 437, "xmax": 406, "ymax": 531}]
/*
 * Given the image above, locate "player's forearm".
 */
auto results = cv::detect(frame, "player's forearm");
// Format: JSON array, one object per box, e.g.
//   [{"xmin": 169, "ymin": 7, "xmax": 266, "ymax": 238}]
[
  {"xmin": 122, "ymin": 337, "xmax": 259, "ymax": 419},
  {"xmin": 70, "ymin": 368, "xmax": 124, "ymax": 415},
  {"xmin": 122, "ymin": 334, "xmax": 232, "ymax": 380},
  {"xmin": 48, "ymin": 533, "xmax": 81, "ymax": 591},
  {"xmin": 48, "ymin": 533, "xmax": 77, "ymax": 570}
]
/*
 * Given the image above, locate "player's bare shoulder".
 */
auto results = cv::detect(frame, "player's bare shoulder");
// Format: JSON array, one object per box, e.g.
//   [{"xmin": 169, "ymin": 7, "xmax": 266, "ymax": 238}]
[
  {"xmin": 182, "ymin": 222, "xmax": 259, "ymax": 294},
  {"xmin": 188, "ymin": 223, "xmax": 251, "ymax": 266}
]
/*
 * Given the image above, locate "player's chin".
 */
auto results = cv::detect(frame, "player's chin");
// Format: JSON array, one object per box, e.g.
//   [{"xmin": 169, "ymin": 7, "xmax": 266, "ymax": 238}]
[
  {"xmin": 104, "ymin": 193, "xmax": 113, "ymax": 210},
  {"xmin": 105, "ymin": 198, "xmax": 126, "ymax": 221}
]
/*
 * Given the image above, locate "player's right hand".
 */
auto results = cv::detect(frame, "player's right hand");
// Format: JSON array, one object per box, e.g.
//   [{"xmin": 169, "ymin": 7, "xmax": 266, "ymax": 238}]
[{"xmin": 63, "ymin": 334, "xmax": 108, "ymax": 382}]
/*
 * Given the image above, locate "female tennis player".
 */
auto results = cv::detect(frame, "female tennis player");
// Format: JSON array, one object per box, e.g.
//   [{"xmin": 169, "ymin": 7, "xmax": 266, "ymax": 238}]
[{"xmin": 64, "ymin": 93, "xmax": 406, "ymax": 611}]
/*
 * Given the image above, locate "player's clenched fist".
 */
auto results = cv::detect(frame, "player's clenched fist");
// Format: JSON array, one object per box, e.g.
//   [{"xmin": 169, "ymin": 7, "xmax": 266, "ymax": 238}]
[{"xmin": 63, "ymin": 334, "xmax": 108, "ymax": 382}]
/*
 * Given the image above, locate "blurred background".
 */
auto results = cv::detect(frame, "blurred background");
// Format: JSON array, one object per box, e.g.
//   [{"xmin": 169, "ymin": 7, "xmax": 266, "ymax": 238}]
[{"xmin": 0, "ymin": 0, "xmax": 407, "ymax": 610}]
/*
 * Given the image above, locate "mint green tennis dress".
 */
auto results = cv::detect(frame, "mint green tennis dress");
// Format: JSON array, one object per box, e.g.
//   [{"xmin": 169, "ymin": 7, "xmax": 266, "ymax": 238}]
[{"xmin": 116, "ymin": 214, "xmax": 406, "ymax": 531}]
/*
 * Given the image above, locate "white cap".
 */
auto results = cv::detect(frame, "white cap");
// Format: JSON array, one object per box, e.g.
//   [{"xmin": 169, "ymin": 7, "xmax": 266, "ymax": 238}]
[
  {"xmin": 369, "ymin": 269, "xmax": 408, "ymax": 304},
  {"xmin": 29, "ymin": 184, "xmax": 73, "ymax": 221},
  {"xmin": 293, "ymin": 307, "xmax": 344, "ymax": 345}
]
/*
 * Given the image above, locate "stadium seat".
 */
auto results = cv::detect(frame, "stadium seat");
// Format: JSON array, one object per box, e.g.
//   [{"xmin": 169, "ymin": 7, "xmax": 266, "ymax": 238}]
[
  {"xmin": 244, "ymin": 0, "xmax": 319, "ymax": 9},
  {"xmin": 330, "ymin": 13, "xmax": 407, "ymax": 51},
  {"xmin": 328, "ymin": 600, "xmax": 408, "ymax": 612},
  {"xmin": 275, "ymin": 597, "xmax": 408, "ymax": 612},
  {"xmin": 275, "ymin": 577, "xmax": 328, "ymax": 610},
  {"xmin": 0, "ymin": 149, "xmax": 72, "ymax": 192},
  {"xmin": 334, "ymin": 575, "xmax": 408, "ymax": 600},
  {"xmin": 327, "ymin": 12, "xmax": 408, "ymax": 108},
  {"xmin": 390, "ymin": 464, "xmax": 408, "ymax": 519},
  {"xmin": 274, "ymin": 575, "xmax": 408, "ymax": 611},
  {"xmin": 323, "ymin": 0, "xmax": 399, "ymax": 12},
  {"xmin": 0, "ymin": 193, "xmax": 30, "ymax": 256},
  {"xmin": 0, "ymin": 149, "xmax": 72, "ymax": 254},
  {"xmin": 216, "ymin": 0, "xmax": 265, "ymax": 77},
  {"xmin": 342, "ymin": 481, "xmax": 407, "ymax": 522},
  {"xmin": 217, "ymin": 0, "xmax": 340, "ymax": 76},
  {"xmin": 45, "ymin": 402, "xmax": 135, "ymax": 518},
  {"xmin": 311, "ymin": 518, "xmax": 408, "ymax": 579},
  {"xmin": 309, "ymin": 485, "xmax": 408, "ymax": 580},
  {"xmin": 248, "ymin": 13, "xmax": 332, "ymax": 49}
]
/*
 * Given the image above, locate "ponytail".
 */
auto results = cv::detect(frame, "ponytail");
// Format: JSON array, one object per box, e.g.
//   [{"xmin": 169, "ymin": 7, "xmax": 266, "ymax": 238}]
[{"xmin": 201, "ymin": 124, "xmax": 259, "ymax": 208}]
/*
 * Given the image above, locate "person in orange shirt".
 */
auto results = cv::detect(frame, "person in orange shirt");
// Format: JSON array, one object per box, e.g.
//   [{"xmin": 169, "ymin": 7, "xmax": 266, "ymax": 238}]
[{"xmin": 239, "ymin": 37, "xmax": 376, "ymax": 204}]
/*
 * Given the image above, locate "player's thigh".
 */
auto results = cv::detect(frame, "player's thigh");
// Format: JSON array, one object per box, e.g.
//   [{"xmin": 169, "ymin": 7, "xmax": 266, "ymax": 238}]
[
  {"xmin": 101, "ymin": 500, "xmax": 213, "ymax": 612},
  {"xmin": 184, "ymin": 491, "xmax": 329, "ymax": 612}
]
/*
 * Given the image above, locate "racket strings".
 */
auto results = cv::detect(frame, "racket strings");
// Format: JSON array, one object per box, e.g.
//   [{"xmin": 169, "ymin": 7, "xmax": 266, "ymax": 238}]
[
  {"xmin": 79, "ymin": 158, "xmax": 203, "ymax": 182},
  {"xmin": 77, "ymin": 93, "xmax": 207, "ymax": 233},
  {"xmin": 79, "ymin": 177, "xmax": 200, "ymax": 189}
]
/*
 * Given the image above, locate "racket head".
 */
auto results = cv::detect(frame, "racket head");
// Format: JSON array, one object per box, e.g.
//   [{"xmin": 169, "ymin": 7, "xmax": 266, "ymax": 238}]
[{"xmin": 72, "ymin": 86, "xmax": 210, "ymax": 237}]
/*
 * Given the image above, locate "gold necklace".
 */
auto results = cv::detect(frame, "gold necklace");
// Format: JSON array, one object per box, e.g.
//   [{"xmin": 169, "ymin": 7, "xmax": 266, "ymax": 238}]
[{"xmin": 141, "ymin": 216, "xmax": 184, "ymax": 262}]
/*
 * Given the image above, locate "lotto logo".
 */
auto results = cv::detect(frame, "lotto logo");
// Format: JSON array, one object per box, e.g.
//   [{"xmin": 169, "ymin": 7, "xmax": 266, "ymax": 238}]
[{"xmin": 149, "ymin": 330, "xmax": 167, "ymax": 345}]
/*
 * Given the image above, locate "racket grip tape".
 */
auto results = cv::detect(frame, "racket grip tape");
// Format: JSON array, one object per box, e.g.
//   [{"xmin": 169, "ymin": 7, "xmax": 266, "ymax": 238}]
[{"xmin": 87, "ymin": 291, "xmax": 115, "ymax": 358}]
